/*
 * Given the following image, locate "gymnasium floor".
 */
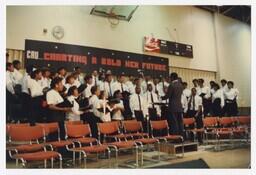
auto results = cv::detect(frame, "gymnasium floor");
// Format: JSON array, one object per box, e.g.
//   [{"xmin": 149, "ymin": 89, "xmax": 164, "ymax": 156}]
[{"xmin": 6, "ymin": 145, "xmax": 250, "ymax": 169}]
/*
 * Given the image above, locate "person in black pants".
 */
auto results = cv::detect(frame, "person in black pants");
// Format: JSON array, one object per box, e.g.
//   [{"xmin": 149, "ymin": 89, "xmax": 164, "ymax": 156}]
[
  {"xmin": 162, "ymin": 72, "xmax": 184, "ymax": 136},
  {"xmin": 186, "ymin": 88, "xmax": 204, "ymax": 144},
  {"xmin": 46, "ymin": 77, "xmax": 72, "ymax": 140},
  {"xmin": 87, "ymin": 86, "xmax": 102, "ymax": 138},
  {"xmin": 129, "ymin": 86, "xmax": 149, "ymax": 132}
]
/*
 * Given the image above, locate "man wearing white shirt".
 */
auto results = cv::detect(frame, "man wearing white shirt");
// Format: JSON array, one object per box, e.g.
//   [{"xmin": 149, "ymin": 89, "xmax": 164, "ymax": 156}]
[
  {"xmin": 12, "ymin": 60, "xmax": 23, "ymax": 86},
  {"xmin": 112, "ymin": 74, "xmax": 128, "ymax": 94},
  {"xmin": 57, "ymin": 67, "xmax": 67, "ymax": 85},
  {"xmin": 186, "ymin": 88, "xmax": 203, "ymax": 143},
  {"xmin": 102, "ymin": 73, "xmax": 114, "ymax": 97},
  {"xmin": 224, "ymin": 81, "xmax": 239, "ymax": 116},
  {"xmin": 74, "ymin": 67, "xmax": 84, "ymax": 84},
  {"xmin": 198, "ymin": 79, "xmax": 211, "ymax": 116},
  {"xmin": 27, "ymin": 69, "xmax": 44, "ymax": 124},
  {"xmin": 83, "ymin": 75, "xmax": 93, "ymax": 98},
  {"xmin": 182, "ymin": 82, "xmax": 191, "ymax": 100},
  {"xmin": 91, "ymin": 70, "xmax": 99, "ymax": 87},
  {"xmin": 6, "ymin": 63, "xmax": 15, "ymax": 95},
  {"xmin": 156, "ymin": 77, "xmax": 169, "ymax": 97},
  {"xmin": 88, "ymin": 86, "xmax": 103, "ymax": 138},
  {"xmin": 130, "ymin": 86, "xmax": 149, "ymax": 131},
  {"xmin": 125, "ymin": 76, "xmax": 135, "ymax": 94},
  {"xmin": 6, "ymin": 63, "xmax": 16, "ymax": 122},
  {"xmin": 40, "ymin": 68, "xmax": 51, "ymax": 91},
  {"xmin": 144, "ymin": 84, "xmax": 160, "ymax": 121}
]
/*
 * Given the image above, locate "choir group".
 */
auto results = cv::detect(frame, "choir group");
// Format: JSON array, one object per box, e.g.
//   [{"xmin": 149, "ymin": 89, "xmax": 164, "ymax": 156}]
[{"xmin": 6, "ymin": 59, "xmax": 239, "ymax": 143}]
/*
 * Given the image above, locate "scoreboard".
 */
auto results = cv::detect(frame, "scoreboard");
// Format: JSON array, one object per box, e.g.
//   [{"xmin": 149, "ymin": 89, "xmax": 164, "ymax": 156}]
[{"xmin": 144, "ymin": 36, "xmax": 193, "ymax": 58}]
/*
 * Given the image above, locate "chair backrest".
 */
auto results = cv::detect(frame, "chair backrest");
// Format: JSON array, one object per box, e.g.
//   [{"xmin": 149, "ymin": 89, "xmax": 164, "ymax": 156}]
[
  {"xmin": 183, "ymin": 118, "xmax": 195, "ymax": 127},
  {"xmin": 9, "ymin": 125, "xmax": 44, "ymax": 142},
  {"xmin": 150, "ymin": 120, "xmax": 169, "ymax": 131},
  {"xmin": 6, "ymin": 123, "xmax": 30, "ymax": 135},
  {"xmin": 36, "ymin": 122, "xmax": 59, "ymax": 135},
  {"xmin": 235, "ymin": 116, "xmax": 250, "ymax": 125},
  {"xmin": 122, "ymin": 120, "xmax": 142, "ymax": 133},
  {"xmin": 218, "ymin": 117, "xmax": 234, "ymax": 127},
  {"xmin": 97, "ymin": 121, "xmax": 120, "ymax": 135},
  {"xmin": 65, "ymin": 124, "xmax": 91, "ymax": 138},
  {"xmin": 203, "ymin": 117, "xmax": 218, "ymax": 127},
  {"xmin": 65, "ymin": 120, "xmax": 84, "ymax": 125}
]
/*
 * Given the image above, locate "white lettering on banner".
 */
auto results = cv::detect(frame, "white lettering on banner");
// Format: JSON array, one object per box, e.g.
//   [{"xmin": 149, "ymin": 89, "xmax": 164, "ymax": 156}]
[{"xmin": 27, "ymin": 50, "xmax": 39, "ymax": 59}]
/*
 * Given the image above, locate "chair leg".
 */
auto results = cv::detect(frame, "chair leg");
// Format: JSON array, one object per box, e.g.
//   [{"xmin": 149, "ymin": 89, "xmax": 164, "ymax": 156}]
[
  {"xmin": 15, "ymin": 159, "xmax": 19, "ymax": 167},
  {"xmin": 82, "ymin": 151, "xmax": 86, "ymax": 168},
  {"xmin": 141, "ymin": 145, "xmax": 144, "ymax": 166},
  {"xmin": 44, "ymin": 159, "xmax": 47, "ymax": 168},
  {"xmin": 73, "ymin": 151, "xmax": 76, "ymax": 166},
  {"xmin": 135, "ymin": 146, "xmax": 139, "ymax": 168},
  {"xmin": 21, "ymin": 158, "xmax": 26, "ymax": 168},
  {"xmin": 107, "ymin": 148, "xmax": 111, "ymax": 168},
  {"xmin": 59, "ymin": 154, "xmax": 62, "ymax": 168},
  {"xmin": 51, "ymin": 158, "xmax": 54, "ymax": 168},
  {"xmin": 157, "ymin": 142, "xmax": 160, "ymax": 161}
]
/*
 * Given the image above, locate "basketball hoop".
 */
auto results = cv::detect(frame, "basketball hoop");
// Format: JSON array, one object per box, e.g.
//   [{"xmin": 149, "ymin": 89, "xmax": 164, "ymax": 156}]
[{"xmin": 108, "ymin": 12, "xmax": 119, "ymax": 28}]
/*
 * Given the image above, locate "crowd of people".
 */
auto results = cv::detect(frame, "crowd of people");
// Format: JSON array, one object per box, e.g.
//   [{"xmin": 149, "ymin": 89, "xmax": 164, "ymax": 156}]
[{"xmin": 6, "ymin": 59, "xmax": 240, "ymax": 143}]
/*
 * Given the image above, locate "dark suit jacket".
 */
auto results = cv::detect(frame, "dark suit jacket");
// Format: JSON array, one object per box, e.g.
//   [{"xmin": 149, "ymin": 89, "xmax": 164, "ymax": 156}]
[{"xmin": 165, "ymin": 80, "xmax": 183, "ymax": 113}]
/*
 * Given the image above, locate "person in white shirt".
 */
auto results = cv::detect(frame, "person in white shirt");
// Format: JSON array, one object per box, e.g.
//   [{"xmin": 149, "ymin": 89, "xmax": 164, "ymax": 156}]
[
  {"xmin": 144, "ymin": 84, "xmax": 161, "ymax": 121},
  {"xmin": 182, "ymin": 82, "xmax": 191, "ymax": 100},
  {"xmin": 40, "ymin": 68, "xmax": 51, "ymax": 92},
  {"xmin": 112, "ymin": 73, "xmax": 128, "ymax": 93},
  {"xmin": 111, "ymin": 90, "xmax": 125, "ymax": 121},
  {"xmin": 192, "ymin": 78, "xmax": 200, "ymax": 95},
  {"xmin": 12, "ymin": 60, "xmax": 23, "ymax": 86},
  {"xmin": 198, "ymin": 79, "xmax": 211, "ymax": 116},
  {"xmin": 66, "ymin": 86, "xmax": 84, "ymax": 121},
  {"xmin": 141, "ymin": 75, "xmax": 155, "ymax": 94},
  {"xmin": 64, "ymin": 74, "xmax": 77, "ymax": 95},
  {"xmin": 186, "ymin": 87, "xmax": 203, "ymax": 144},
  {"xmin": 6, "ymin": 63, "xmax": 16, "ymax": 122},
  {"xmin": 98, "ymin": 91, "xmax": 113, "ymax": 122},
  {"xmin": 125, "ymin": 76, "xmax": 135, "ymax": 94},
  {"xmin": 160, "ymin": 85, "xmax": 169, "ymax": 120},
  {"xmin": 72, "ymin": 72, "xmax": 81, "ymax": 88},
  {"xmin": 27, "ymin": 69, "xmax": 44, "ymax": 125},
  {"xmin": 91, "ymin": 70, "xmax": 99, "ymax": 87},
  {"xmin": 46, "ymin": 77, "xmax": 72, "ymax": 140},
  {"xmin": 212, "ymin": 83, "xmax": 225, "ymax": 117},
  {"xmin": 88, "ymin": 86, "xmax": 103, "ymax": 138},
  {"xmin": 220, "ymin": 79, "xmax": 229, "ymax": 94},
  {"xmin": 57, "ymin": 67, "xmax": 67, "ymax": 85},
  {"xmin": 6, "ymin": 63, "xmax": 15, "ymax": 95},
  {"xmin": 74, "ymin": 67, "xmax": 84, "ymax": 84},
  {"xmin": 209, "ymin": 81, "xmax": 216, "ymax": 96},
  {"xmin": 102, "ymin": 73, "xmax": 114, "ymax": 97},
  {"xmin": 156, "ymin": 77, "xmax": 169, "ymax": 98},
  {"xmin": 129, "ymin": 86, "xmax": 149, "ymax": 131},
  {"xmin": 181, "ymin": 93, "xmax": 188, "ymax": 115},
  {"xmin": 83, "ymin": 75, "xmax": 93, "ymax": 98},
  {"xmin": 224, "ymin": 81, "xmax": 239, "ymax": 116}
]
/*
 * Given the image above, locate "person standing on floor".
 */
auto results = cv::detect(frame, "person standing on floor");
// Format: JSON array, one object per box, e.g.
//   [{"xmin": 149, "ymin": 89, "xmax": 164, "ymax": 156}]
[
  {"xmin": 224, "ymin": 81, "xmax": 239, "ymax": 116},
  {"xmin": 186, "ymin": 87, "xmax": 204, "ymax": 144},
  {"xmin": 162, "ymin": 72, "xmax": 184, "ymax": 136}
]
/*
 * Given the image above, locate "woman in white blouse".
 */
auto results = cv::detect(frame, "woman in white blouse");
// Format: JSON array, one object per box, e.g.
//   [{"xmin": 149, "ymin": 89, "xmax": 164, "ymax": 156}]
[
  {"xmin": 224, "ymin": 81, "xmax": 239, "ymax": 116},
  {"xmin": 212, "ymin": 83, "xmax": 225, "ymax": 116},
  {"xmin": 66, "ymin": 86, "xmax": 84, "ymax": 121}
]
